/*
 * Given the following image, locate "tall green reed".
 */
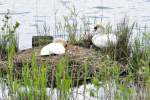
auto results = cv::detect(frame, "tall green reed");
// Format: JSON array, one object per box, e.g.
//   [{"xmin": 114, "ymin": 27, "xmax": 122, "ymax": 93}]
[
  {"xmin": 64, "ymin": 5, "xmax": 78, "ymax": 44},
  {"xmin": 0, "ymin": 10, "xmax": 20, "ymax": 60},
  {"xmin": 115, "ymin": 19, "xmax": 135, "ymax": 63},
  {"xmin": 55, "ymin": 57, "xmax": 72, "ymax": 100},
  {"xmin": 18, "ymin": 52, "xmax": 48, "ymax": 100}
]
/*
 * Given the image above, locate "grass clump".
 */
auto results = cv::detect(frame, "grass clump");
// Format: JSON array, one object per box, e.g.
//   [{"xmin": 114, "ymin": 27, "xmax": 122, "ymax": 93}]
[
  {"xmin": 115, "ymin": 19, "xmax": 135, "ymax": 63},
  {"xmin": 129, "ymin": 31, "xmax": 150, "ymax": 80}
]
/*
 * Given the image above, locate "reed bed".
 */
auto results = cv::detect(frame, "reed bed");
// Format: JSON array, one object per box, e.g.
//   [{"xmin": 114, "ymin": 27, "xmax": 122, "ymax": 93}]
[{"xmin": 0, "ymin": 10, "xmax": 150, "ymax": 100}]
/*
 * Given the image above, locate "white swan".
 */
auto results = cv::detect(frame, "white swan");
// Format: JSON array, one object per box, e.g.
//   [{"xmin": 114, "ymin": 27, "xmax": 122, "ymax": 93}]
[
  {"xmin": 92, "ymin": 24, "xmax": 117, "ymax": 48},
  {"xmin": 40, "ymin": 38, "xmax": 67, "ymax": 56}
]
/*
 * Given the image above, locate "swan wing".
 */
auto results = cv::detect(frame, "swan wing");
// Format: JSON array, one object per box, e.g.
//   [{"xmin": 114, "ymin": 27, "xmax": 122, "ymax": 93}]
[
  {"xmin": 92, "ymin": 34, "xmax": 117, "ymax": 48},
  {"xmin": 40, "ymin": 43, "xmax": 65, "ymax": 56},
  {"xmin": 40, "ymin": 43, "xmax": 54, "ymax": 56},
  {"xmin": 50, "ymin": 43, "xmax": 65, "ymax": 54},
  {"xmin": 92, "ymin": 35, "xmax": 109, "ymax": 48}
]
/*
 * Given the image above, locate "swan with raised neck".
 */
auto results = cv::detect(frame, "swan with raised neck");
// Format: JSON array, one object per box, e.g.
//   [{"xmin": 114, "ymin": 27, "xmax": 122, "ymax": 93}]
[{"xmin": 92, "ymin": 24, "xmax": 117, "ymax": 48}]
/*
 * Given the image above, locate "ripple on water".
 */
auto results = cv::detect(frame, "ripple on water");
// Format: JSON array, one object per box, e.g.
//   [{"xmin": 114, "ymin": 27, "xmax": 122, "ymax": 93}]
[
  {"xmin": 87, "ymin": 16, "xmax": 110, "ymax": 19},
  {"xmin": 35, "ymin": 20, "xmax": 45, "ymax": 22},
  {"xmin": 33, "ymin": 16, "xmax": 50, "ymax": 18},
  {"xmin": 0, "ymin": 1, "xmax": 8, "ymax": 5},
  {"xmin": 92, "ymin": 6, "xmax": 114, "ymax": 10},
  {"xmin": 144, "ymin": 0, "xmax": 150, "ymax": 2},
  {"xmin": 0, "ymin": 11, "xmax": 30, "ymax": 15},
  {"xmin": 59, "ymin": 0, "xmax": 71, "ymax": 5}
]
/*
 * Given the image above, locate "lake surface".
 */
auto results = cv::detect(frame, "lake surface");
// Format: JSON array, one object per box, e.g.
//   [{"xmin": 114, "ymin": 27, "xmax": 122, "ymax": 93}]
[{"xmin": 0, "ymin": 0, "xmax": 150, "ymax": 50}]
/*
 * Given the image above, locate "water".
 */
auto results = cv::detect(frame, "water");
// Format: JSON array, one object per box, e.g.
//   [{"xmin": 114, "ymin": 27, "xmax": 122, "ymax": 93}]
[
  {"xmin": 0, "ymin": 0, "xmax": 150, "ymax": 50},
  {"xmin": 0, "ymin": 79, "xmax": 147, "ymax": 100}
]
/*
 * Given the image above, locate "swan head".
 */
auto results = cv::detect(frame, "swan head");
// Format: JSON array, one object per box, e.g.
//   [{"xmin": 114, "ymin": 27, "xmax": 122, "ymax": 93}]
[
  {"xmin": 53, "ymin": 38, "xmax": 68, "ymax": 48},
  {"xmin": 93, "ymin": 24, "xmax": 105, "ymax": 35}
]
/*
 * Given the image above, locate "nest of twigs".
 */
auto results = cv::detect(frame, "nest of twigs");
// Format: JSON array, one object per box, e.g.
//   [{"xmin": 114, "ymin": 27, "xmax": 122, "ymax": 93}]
[{"xmin": 0, "ymin": 44, "xmax": 102, "ymax": 87}]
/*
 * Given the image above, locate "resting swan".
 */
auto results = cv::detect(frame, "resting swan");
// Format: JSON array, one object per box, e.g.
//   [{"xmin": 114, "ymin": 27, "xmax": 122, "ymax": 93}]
[
  {"xmin": 40, "ymin": 38, "xmax": 67, "ymax": 56},
  {"xmin": 92, "ymin": 24, "xmax": 117, "ymax": 48}
]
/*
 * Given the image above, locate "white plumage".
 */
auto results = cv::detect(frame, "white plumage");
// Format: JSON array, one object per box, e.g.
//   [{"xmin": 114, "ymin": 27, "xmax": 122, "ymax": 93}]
[
  {"xmin": 92, "ymin": 24, "xmax": 118, "ymax": 48},
  {"xmin": 92, "ymin": 34, "xmax": 117, "ymax": 48},
  {"xmin": 40, "ymin": 38, "xmax": 67, "ymax": 56}
]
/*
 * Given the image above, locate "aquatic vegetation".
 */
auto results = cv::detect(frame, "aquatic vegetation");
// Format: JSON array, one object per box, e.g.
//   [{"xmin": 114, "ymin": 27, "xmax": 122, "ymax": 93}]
[
  {"xmin": 1, "ymin": 39, "xmax": 149, "ymax": 99},
  {"xmin": 0, "ymin": 11, "xmax": 150, "ymax": 100},
  {"xmin": 0, "ymin": 10, "xmax": 20, "ymax": 60},
  {"xmin": 129, "ymin": 32, "xmax": 150, "ymax": 78},
  {"xmin": 64, "ymin": 5, "xmax": 79, "ymax": 44},
  {"xmin": 32, "ymin": 36, "xmax": 53, "ymax": 47},
  {"xmin": 115, "ymin": 18, "xmax": 135, "ymax": 63},
  {"xmin": 0, "ymin": 41, "xmax": 150, "ymax": 100}
]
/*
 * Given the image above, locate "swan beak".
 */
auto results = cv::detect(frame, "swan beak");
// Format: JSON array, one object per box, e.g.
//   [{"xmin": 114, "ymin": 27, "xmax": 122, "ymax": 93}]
[{"xmin": 64, "ymin": 44, "xmax": 68, "ymax": 48}]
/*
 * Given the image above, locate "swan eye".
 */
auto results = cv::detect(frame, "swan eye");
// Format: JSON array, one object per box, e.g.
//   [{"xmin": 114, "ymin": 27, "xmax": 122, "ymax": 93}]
[{"xmin": 94, "ymin": 26, "xmax": 97, "ymax": 31}]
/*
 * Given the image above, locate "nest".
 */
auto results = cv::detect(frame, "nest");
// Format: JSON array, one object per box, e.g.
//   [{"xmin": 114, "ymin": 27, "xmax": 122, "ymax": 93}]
[
  {"xmin": 13, "ymin": 45, "xmax": 100, "ymax": 65},
  {"xmin": 0, "ymin": 44, "xmax": 102, "ymax": 87}
]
